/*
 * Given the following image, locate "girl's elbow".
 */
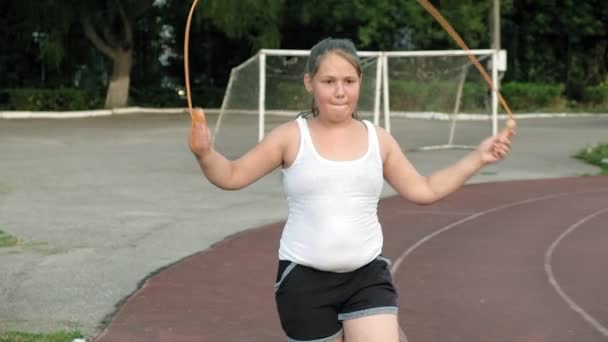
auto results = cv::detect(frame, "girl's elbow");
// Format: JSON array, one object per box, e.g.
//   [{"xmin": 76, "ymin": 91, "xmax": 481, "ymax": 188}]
[
  {"xmin": 208, "ymin": 176, "xmax": 244, "ymax": 191},
  {"xmin": 408, "ymin": 196, "xmax": 437, "ymax": 206},
  {"xmin": 216, "ymin": 184, "xmax": 239, "ymax": 191},
  {"xmin": 214, "ymin": 181, "xmax": 246, "ymax": 191},
  {"xmin": 399, "ymin": 189, "xmax": 439, "ymax": 205}
]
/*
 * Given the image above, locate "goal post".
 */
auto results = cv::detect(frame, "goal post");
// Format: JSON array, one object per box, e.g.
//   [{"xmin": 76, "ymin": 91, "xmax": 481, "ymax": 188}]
[
  {"xmin": 214, "ymin": 48, "xmax": 506, "ymax": 152},
  {"xmin": 381, "ymin": 49, "xmax": 507, "ymax": 151}
]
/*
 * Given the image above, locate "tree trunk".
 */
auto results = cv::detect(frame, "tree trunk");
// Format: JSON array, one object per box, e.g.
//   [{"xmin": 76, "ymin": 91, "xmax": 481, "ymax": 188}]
[{"xmin": 105, "ymin": 49, "xmax": 132, "ymax": 108}]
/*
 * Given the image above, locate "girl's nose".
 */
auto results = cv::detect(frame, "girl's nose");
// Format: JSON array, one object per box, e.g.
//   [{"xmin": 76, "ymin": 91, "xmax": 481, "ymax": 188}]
[{"xmin": 335, "ymin": 82, "xmax": 345, "ymax": 97}]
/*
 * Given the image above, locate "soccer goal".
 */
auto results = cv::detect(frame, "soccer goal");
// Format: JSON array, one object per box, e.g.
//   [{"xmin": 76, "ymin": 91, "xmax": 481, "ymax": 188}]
[
  {"xmin": 381, "ymin": 49, "xmax": 506, "ymax": 151},
  {"xmin": 214, "ymin": 49, "xmax": 384, "ymax": 145},
  {"xmin": 213, "ymin": 48, "xmax": 506, "ymax": 153}
]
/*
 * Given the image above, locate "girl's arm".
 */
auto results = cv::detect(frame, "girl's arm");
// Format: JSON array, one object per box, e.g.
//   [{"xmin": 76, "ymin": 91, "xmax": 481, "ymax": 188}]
[
  {"xmin": 378, "ymin": 127, "xmax": 512, "ymax": 205},
  {"xmin": 189, "ymin": 108, "xmax": 293, "ymax": 190}
]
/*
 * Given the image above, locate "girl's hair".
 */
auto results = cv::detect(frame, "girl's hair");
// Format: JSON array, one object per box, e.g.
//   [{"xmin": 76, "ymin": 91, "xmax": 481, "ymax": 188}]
[{"xmin": 300, "ymin": 38, "xmax": 361, "ymax": 118}]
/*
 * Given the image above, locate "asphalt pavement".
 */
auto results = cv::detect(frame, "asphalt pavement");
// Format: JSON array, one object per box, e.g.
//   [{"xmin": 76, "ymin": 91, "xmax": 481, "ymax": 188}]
[{"xmin": 0, "ymin": 112, "xmax": 606, "ymax": 337}]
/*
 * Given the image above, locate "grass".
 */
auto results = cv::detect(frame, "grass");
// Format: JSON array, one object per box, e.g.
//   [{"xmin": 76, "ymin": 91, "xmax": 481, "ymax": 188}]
[
  {"xmin": 0, "ymin": 331, "xmax": 83, "ymax": 342},
  {"xmin": 0, "ymin": 244, "xmax": 82, "ymax": 342},
  {"xmin": 575, "ymin": 143, "xmax": 608, "ymax": 175},
  {"xmin": 0, "ymin": 230, "xmax": 19, "ymax": 247}
]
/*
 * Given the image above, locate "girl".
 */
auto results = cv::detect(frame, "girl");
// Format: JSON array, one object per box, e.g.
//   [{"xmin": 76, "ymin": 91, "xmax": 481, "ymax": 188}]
[{"xmin": 189, "ymin": 38, "xmax": 512, "ymax": 342}]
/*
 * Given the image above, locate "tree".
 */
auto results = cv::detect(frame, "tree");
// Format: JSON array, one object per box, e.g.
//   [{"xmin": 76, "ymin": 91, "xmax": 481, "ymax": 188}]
[
  {"xmin": 503, "ymin": 0, "xmax": 607, "ymax": 97},
  {"xmin": 353, "ymin": 0, "xmax": 492, "ymax": 51},
  {"xmin": 201, "ymin": 0, "xmax": 284, "ymax": 50},
  {"xmin": 77, "ymin": 0, "xmax": 155, "ymax": 108},
  {"xmin": 2, "ymin": 0, "xmax": 77, "ymax": 88}
]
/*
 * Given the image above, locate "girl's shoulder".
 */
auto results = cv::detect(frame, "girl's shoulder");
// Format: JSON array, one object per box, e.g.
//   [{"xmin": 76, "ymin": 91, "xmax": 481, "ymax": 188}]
[
  {"xmin": 264, "ymin": 119, "xmax": 301, "ymax": 146},
  {"xmin": 370, "ymin": 124, "xmax": 399, "ymax": 160}
]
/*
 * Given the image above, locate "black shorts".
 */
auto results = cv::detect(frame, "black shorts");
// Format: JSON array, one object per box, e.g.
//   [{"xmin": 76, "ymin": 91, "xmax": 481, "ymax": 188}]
[{"xmin": 274, "ymin": 255, "xmax": 398, "ymax": 342}]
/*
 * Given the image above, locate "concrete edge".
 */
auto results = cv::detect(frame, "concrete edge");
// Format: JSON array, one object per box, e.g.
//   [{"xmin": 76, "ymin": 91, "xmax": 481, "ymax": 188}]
[
  {"xmin": 1, "ymin": 107, "xmax": 606, "ymax": 120},
  {"xmin": 0, "ymin": 107, "xmax": 221, "ymax": 119}
]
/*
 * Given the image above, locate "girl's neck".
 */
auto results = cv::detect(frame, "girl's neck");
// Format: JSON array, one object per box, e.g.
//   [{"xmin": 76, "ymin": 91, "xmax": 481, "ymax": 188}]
[{"xmin": 311, "ymin": 114, "xmax": 355, "ymax": 130}]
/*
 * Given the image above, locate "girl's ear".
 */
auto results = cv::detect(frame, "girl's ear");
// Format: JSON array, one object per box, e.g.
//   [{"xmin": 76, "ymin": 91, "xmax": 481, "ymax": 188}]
[{"xmin": 304, "ymin": 74, "xmax": 313, "ymax": 94}]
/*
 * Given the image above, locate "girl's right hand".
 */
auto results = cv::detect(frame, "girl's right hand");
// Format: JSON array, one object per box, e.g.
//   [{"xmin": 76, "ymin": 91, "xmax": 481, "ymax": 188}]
[{"xmin": 188, "ymin": 108, "xmax": 213, "ymax": 158}]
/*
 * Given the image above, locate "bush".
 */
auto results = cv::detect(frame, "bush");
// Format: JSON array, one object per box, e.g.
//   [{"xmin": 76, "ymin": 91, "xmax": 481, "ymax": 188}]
[
  {"xmin": 0, "ymin": 87, "xmax": 226, "ymax": 111},
  {"xmin": 2, "ymin": 83, "xmax": 605, "ymax": 112},
  {"xmin": 265, "ymin": 81, "xmax": 309, "ymax": 110},
  {"xmin": 389, "ymin": 80, "xmax": 488, "ymax": 113},
  {"xmin": 129, "ymin": 87, "xmax": 225, "ymax": 108},
  {"xmin": 500, "ymin": 82, "xmax": 565, "ymax": 111},
  {"xmin": 583, "ymin": 84, "xmax": 608, "ymax": 107},
  {"xmin": 2, "ymin": 88, "xmax": 102, "ymax": 111}
]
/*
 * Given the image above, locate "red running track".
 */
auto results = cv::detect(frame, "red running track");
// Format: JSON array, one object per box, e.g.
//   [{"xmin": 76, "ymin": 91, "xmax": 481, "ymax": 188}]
[{"xmin": 92, "ymin": 176, "xmax": 608, "ymax": 342}]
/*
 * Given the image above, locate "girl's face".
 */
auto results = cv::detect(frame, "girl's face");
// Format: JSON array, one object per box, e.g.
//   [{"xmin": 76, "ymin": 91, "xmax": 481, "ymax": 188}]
[{"xmin": 305, "ymin": 53, "xmax": 361, "ymax": 121}]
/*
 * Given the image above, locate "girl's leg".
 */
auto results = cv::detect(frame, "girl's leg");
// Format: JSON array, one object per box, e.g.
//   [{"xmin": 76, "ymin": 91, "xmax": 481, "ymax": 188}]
[{"xmin": 342, "ymin": 313, "xmax": 399, "ymax": 342}]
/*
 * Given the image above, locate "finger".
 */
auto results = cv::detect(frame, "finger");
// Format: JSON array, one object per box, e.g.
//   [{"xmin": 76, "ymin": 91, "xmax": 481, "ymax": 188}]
[
  {"xmin": 499, "ymin": 136, "xmax": 512, "ymax": 147},
  {"xmin": 494, "ymin": 144, "xmax": 510, "ymax": 155},
  {"xmin": 491, "ymin": 143, "xmax": 509, "ymax": 157},
  {"xmin": 492, "ymin": 140, "xmax": 506, "ymax": 150},
  {"xmin": 491, "ymin": 148, "xmax": 504, "ymax": 160},
  {"xmin": 499, "ymin": 128, "xmax": 514, "ymax": 140}
]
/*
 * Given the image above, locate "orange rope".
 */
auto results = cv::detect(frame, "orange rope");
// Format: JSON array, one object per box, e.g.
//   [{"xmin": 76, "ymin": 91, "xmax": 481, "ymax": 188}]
[
  {"xmin": 184, "ymin": 1, "xmax": 513, "ymax": 134},
  {"xmin": 416, "ymin": 0, "xmax": 516, "ymax": 134},
  {"xmin": 184, "ymin": 0, "xmax": 202, "ymax": 122}
]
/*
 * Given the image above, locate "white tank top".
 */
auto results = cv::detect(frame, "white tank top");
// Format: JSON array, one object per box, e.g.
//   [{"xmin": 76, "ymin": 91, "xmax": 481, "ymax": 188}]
[{"xmin": 279, "ymin": 117, "xmax": 384, "ymax": 272}]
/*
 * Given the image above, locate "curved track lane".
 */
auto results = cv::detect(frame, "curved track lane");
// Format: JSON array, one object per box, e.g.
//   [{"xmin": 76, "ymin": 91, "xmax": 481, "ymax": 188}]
[
  {"xmin": 92, "ymin": 176, "xmax": 608, "ymax": 342},
  {"xmin": 389, "ymin": 181, "xmax": 608, "ymax": 342}
]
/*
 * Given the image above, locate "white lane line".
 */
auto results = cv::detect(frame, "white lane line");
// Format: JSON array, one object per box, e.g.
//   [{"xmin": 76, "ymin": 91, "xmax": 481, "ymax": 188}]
[
  {"xmin": 386, "ymin": 209, "xmax": 476, "ymax": 216},
  {"xmin": 544, "ymin": 207, "xmax": 608, "ymax": 338},
  {"xmin": 389, "ymin": 188, "xmax": 608, "ymax": 342},
  {"xmin": 398, "ymin": 326, "xmax": 409, "ymax": 342},
  {"xmin": 391, "ymin": 193, "xmax": 571, "ymax": 275}
]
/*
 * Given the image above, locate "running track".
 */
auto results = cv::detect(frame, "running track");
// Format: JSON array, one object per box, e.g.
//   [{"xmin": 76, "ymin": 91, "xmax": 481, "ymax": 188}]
[{"xmin": 92, "ymin": 176, "xmax": 608, "ymax": 342}]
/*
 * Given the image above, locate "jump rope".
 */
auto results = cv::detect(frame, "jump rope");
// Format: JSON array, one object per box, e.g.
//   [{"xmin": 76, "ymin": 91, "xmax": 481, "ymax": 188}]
[{"xmin": 183, "ymin": 0, "xmax": 516, "ymax": 139}]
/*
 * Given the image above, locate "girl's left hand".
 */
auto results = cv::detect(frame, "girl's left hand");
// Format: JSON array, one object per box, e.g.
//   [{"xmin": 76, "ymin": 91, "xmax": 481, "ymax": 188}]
[{"xmin": 477, "ymin": 133, "xmax": 514, "ymax": 165}]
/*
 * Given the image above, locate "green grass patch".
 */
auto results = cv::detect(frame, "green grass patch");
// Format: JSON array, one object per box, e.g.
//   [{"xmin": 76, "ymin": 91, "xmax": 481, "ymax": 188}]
[
  {"xmin": 575, "ymin": 143, "xmax": 608, "ymax": 175},
  {"xmin": 0, "ymin": 230, "xmax": 19, "ymax": 247},
  {"xmin": 0, "ymin": 331, "xmax": 82, "ymax": 342}
]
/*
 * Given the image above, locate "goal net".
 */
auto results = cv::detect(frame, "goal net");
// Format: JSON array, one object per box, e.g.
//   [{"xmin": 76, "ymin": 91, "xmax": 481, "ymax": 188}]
[
  {"xmin": 212, "ymin": 49, "xmax": 383, "ymax": 155},
  {"xmin": 382, "ymin": 49, "xmax": 505, "ymax": 151},
  {"xmin": 211, "ymin": 49, "xmax": 505, "ymax": 156}
]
